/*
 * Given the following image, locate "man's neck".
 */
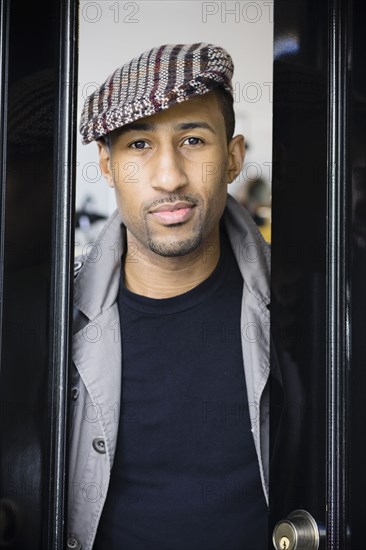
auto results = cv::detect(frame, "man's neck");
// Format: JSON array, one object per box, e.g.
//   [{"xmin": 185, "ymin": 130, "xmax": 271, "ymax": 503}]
[{"xmin": 123, "ymin": 229, "xmax": 221, "ymax": 299}]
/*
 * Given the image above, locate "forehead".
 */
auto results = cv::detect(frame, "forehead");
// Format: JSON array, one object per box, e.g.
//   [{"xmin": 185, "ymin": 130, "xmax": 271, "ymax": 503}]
[{"xmin": 113, "ymin": 91, "xmax": 223, "ymax": 136}]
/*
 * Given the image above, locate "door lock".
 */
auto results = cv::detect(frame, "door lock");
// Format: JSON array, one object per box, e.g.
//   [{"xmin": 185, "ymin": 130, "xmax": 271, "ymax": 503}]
[{"xmin": 273, "ymin": 509, "xmax": 325, "ymax": 549}]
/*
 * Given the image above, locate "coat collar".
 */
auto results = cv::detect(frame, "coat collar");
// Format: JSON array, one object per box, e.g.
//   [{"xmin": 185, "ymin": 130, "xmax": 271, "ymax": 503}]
[
  {"xmin": 73, "ymin": 194, "xmax": 270, "ymax": 320},
  {"xmin": 73, "ymin": 209, "xmax": 124, "ymax": 320},
  {"xmin": 223, "ymin": 194, "xmax": 270, "ymax": 311}
]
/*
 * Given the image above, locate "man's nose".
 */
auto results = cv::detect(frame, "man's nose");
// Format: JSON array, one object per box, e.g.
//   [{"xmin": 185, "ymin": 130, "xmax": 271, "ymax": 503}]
[{"xmin": 150, "ymin": 147, "xmax": 188, "ymax": 192}]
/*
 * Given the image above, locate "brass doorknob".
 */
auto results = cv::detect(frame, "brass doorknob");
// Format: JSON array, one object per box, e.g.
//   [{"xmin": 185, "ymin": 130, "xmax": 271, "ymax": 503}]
[{"xmin": 272, "ymin": 509, "xmax": 323, "ymax": 549}]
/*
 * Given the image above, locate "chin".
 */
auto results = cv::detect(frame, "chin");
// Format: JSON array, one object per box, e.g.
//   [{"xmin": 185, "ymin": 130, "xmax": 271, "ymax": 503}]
[{"xmin": 148, "ymin": 233, "xmax": 203, "ymax": 257}]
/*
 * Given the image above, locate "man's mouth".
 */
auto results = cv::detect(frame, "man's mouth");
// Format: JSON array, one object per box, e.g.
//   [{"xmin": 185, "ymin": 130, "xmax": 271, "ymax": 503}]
[{"xmin": 148, "ymin": 202, "xmax": 196, "ymax": 224}]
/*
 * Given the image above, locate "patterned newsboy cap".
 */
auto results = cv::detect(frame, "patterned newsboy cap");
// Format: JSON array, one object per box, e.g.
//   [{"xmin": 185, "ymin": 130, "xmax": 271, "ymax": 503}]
[{"xmin": 80, "ymin": 43, "xmax": 234, "ymax": 144}]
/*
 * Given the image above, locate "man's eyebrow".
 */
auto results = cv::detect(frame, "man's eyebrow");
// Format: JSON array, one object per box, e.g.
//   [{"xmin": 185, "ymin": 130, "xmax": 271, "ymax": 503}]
[{"xmin": 174, "ymin": 122, "xmax": 216, "ymax": 134}]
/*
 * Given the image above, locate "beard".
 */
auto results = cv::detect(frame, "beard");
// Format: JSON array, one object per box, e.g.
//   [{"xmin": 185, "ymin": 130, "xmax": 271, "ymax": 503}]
[
  {"xmin": 146, "ymin": 229, "xmax": 203, "ymax": 257},
  {"xmin": 142, "ymin": 193, "xmax": 204, "ymax": 257}
]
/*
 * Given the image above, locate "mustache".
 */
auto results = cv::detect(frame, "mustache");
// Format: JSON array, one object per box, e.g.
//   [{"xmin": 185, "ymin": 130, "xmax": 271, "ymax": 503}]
[{"xmin": 143, "ymin": 194, "xmax": 199, "ymax": 213}]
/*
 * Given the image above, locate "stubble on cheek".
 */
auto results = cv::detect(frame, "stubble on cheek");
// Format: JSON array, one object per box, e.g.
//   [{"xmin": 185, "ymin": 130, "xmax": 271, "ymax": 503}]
[{"xmin": 124, "ymin": 185, "xmax": 226, "ymax": 259}]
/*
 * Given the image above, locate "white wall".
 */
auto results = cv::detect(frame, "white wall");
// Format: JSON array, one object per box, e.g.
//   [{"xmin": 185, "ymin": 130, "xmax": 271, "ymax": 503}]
[{"xmin": 76, "ymin": 0, "xmax": 273, "ymax": 216}]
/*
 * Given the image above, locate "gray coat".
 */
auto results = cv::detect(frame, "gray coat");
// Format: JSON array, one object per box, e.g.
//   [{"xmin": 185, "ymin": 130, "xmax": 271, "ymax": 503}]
[{"xmin": 67, "ymin": 194, "xmax": 271, "ymax": 550}]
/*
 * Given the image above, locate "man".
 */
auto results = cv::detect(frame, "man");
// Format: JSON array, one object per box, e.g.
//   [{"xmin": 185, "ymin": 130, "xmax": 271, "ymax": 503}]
[{"xmin": 68, "ymin": 43, "xmax": 270, "ymax": 550}]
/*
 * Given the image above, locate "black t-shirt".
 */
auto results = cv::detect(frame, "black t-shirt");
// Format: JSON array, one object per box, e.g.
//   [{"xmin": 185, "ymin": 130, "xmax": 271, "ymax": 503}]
[{"xmin": 93, "ymin": 228, "xmax": 268, "ymax": 550}]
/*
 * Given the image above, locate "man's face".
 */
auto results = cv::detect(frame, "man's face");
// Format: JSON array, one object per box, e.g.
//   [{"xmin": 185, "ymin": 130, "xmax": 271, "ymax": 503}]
[{"xmin": 98, "ymin": 92, "xmax": 244, "ymax": 258}]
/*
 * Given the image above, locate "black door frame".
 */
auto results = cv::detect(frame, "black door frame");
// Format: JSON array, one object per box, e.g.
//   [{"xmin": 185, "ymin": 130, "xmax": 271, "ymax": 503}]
[
  {"xmin": 0, "ymin": 0, "xmax": 78, "ymax": 548},
  {"xmin": 326, "ymin": 0, "xmax": 350, "ymax": 546},
  {"xmin": 47, "ymin": 0, "xmax": 78, "ymax": 548}
]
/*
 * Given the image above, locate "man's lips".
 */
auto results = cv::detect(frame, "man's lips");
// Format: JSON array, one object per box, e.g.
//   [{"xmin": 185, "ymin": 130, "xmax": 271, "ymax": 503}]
[
  {"xmin": 148, "ymin": 201, "xmax": 195, "ymax": 213},
  {"xmin": 148, "ymin": 202, "xmax": 196, "ymax": 224}
]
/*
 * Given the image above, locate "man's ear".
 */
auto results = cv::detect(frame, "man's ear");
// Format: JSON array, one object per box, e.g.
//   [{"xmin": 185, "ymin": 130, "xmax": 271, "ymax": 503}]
[
  {"xmin": 226, "ymin": 134, "xmax": 245, "ymax": 184},
  {"xmin": 97, "ymin": 140, "xmax": 115, "ymax": 188}
]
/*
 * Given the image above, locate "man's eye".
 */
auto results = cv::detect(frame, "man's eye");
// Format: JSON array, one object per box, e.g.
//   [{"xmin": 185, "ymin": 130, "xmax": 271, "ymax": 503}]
[
  {"xmin": 130, "ymin": 140, "xmax": 149, "ymax": 149},
  {"xmin": 183, "ymin": 137, "xmax": 203, "ymax": 146}
]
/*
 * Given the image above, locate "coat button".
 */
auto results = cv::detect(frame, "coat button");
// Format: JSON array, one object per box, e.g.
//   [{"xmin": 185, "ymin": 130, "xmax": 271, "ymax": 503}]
[
  {"xmin": 66, "ymin": 534, "xmax": 81, "ymax": 549},
  {"xmin": 71, "ymin": 387, "xmax": 79, "ymax": 401},
  {"xmin": 92, "ymin": 436, "xmax": 106, "ymax": 454}
]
